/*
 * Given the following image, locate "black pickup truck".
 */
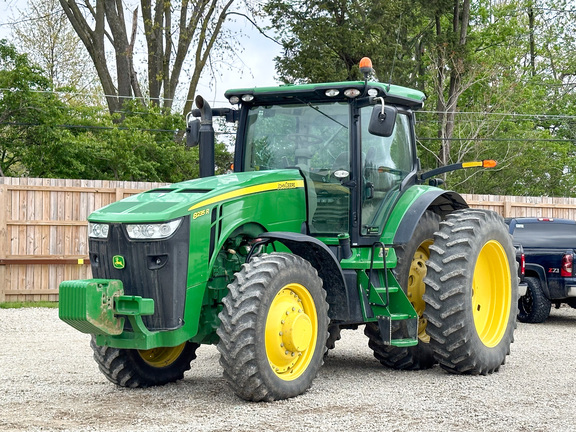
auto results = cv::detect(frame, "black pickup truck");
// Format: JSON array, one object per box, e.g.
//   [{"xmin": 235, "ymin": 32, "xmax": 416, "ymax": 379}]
[{"xmin": 506, "ymin": 217, "xmax": 576, "ymax": 323}]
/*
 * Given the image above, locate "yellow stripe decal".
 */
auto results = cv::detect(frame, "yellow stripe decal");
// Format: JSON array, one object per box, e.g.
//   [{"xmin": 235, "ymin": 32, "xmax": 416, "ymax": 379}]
[{"xmin": 188, "ymin": 180, "xmax": 305, "ymax": 211}]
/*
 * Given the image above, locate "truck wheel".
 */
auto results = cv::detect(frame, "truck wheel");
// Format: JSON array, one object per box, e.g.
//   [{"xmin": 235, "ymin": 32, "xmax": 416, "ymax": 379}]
[
  {"xmin": 90, "ymin": 338, "xmax": 199, "ymax": 387},
  {"xmin": 217, "ymin": 252, "xmax": 329, "ymax": 401},
  {"xmin": 518, "ymin": 277, "xmax": 551, "ymax": 323},
  {"xmin": 423, "ymin": 209, "xmax": 517, "ymax": 375},
  {"xmin": 365, "ymin": 211, "xmax": 439, "ymax": 370}
]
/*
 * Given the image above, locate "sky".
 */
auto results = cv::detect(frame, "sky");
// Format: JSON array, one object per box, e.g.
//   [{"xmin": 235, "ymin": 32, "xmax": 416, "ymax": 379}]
[{"xmin": 0, "ymin": 0, "xmax": 283, "ymax": 108}]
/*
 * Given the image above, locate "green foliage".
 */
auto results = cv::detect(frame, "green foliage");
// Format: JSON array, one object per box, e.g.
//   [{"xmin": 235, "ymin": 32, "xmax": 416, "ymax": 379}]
[
  {"xmin": 264, "ymin": 0, "xmax": 428, "ymax": 87},
  {"xmin": 0, "ymin": 40, "xmax": 232, "ymax": 182}
]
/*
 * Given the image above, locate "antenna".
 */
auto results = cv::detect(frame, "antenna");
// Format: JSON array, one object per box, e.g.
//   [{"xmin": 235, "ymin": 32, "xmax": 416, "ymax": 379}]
[{"xmin": 389, "ymin": 13, "xmax": 403, "ymax": 84}]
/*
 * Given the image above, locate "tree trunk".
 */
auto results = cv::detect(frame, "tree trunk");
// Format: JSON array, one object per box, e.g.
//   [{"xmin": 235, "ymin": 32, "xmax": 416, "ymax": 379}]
[
  {"xmin": 436, "ymin": 0, "xmax": 471, "ymax": 168},
  {"xmin": 61, "ymin": 0, "xmax": 237, "ymax": 117}
]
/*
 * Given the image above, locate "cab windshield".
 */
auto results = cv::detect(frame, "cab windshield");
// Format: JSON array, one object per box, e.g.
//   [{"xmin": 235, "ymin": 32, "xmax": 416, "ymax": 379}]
[{"xmin": 243, "ymin": 102, "xmax": 351, "ymax": 235}]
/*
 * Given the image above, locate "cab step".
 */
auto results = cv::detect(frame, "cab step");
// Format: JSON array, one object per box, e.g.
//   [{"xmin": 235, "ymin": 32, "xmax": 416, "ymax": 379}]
[
  {"xmin": 376, "ymin": 315, "xmax": 418, "ymax": 347},
  {"xmin": 390, "ymin": 338, "xmax": 419, "ymax": 348}
]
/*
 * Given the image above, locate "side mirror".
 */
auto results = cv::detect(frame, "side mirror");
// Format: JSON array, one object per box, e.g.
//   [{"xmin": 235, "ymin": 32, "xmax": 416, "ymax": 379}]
[
  {"xmin": 186, "ymin": 118, "xmax": 200, "ymax": 147},
  {"xmin": 368, "ymin": 105, "xmax": 397, "ymax": 138}
]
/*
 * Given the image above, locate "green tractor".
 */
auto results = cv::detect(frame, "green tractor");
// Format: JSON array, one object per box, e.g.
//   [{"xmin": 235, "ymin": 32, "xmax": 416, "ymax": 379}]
[{"xmin": 59, "ymin": 59, "xmax": 518, "ymax": 402}]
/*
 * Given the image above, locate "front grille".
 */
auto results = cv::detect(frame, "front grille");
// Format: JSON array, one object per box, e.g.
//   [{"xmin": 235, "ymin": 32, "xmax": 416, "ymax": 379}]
[{"xmin": 89, "ymin": 216, "xmax": 190, "ymax": 331}]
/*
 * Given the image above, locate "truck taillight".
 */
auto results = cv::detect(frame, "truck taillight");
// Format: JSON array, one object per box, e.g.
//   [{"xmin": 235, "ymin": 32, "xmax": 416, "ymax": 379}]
[
  {"xmin": 521, "ymin": 252, "xmax": 525, "ymax": 276},
  {"xmin": 561, "ymin": 253, "xmax": 573, "ymax": 277}
]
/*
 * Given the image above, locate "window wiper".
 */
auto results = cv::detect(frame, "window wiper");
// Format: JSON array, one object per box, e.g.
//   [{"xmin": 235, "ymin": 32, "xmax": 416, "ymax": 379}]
[{"xmin": 295, "ymin": 98, "xmax": 348, "ymax": 129}]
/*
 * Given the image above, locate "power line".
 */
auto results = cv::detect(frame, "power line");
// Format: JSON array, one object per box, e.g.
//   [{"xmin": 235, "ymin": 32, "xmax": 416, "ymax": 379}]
[
  {"xmin": 0, "ymin": 121, "xmax": 178, "ymax": 133},
  {"xmin": 418, "ymin": 137, "xmax": 574, "ymax": 143},
  {"xmin": 418, "ymin": 110, "xmax": 576, "ymax": 120},
  {"xmin": 0, "ymin": 87, "xmax": 232, "ymax": 111},
  {"xmin": 0, "ymin": 120, "xmax": 235, "ymax": 135}
]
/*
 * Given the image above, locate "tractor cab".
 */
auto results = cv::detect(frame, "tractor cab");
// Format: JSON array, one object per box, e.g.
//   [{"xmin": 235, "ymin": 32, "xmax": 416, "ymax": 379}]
[{"xmin": 224, "ymin": 80, "xmax": 425, "ymax": 246}]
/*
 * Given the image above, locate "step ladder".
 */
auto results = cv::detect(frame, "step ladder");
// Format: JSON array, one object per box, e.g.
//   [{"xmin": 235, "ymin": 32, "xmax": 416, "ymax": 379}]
[{"xmin": 358, "ymin": 243, "xmax": 419, "ymax": 347}]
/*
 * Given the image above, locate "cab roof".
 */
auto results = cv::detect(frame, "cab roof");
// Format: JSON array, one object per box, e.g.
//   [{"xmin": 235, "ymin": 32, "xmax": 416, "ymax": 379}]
[{"xmin": 224, "ymin": 81, "xmax": 426, "ymax": 110}]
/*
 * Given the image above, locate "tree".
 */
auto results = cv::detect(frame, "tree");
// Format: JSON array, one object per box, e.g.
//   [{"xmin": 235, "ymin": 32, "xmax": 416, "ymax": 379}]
[
  {"xmin": 59, "ymin": 0, "xmax": 242, "ymax": 116},
  {"xmin": 0, "ymin": 40, "xmax": 232, "ymax": 181},
  {"xmin": 264, "ymin": 0, "xmax": 428, "ymax": 88},
  {"xmin": 10, "ymin": 0, "xmax": 100, "ymax": 99},
  {"xmin": 0, "ymin": 39, "xmax": 66, "ymax": 176}
]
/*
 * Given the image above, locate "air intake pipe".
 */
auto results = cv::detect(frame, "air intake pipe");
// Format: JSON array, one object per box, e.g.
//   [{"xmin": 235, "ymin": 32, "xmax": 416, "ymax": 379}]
[{"xmin": 195, "ymin": 95, "xmax": 215, "ymax": 178}]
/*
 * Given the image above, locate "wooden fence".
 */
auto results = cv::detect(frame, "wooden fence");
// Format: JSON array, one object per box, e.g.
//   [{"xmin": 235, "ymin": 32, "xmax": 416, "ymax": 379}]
[
  {"xmin": 0, "ymin": 178, "xmax": 168, "ymax": 302},
  {"xmin": 3, "ymin": 177, "xmax": 576, "ymax": 302}
]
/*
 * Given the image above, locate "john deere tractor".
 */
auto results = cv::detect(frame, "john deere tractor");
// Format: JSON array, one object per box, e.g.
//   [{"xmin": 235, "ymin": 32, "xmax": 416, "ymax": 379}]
[{"xmin": 59, "ymin": 59, "xmax": 518, "ymax": 402}]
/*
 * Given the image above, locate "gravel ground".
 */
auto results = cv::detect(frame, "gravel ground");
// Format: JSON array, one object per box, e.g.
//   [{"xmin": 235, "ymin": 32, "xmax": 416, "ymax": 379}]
[{"xmin": 1, "ymin": 307, "xmax": 576, "ymax": 432}]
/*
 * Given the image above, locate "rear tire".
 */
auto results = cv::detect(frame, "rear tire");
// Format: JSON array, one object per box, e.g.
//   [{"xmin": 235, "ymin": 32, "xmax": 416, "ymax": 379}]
[
  {"xmin": 423, "ymin": 209, "xmax": 517, "ymax": 375},
  {"xmin": 217, "ymin": 252, "xmax": 329, "ymax": 401},
  {"xmin": 517, "ymin": 277, "xmax": 551, "ymax": 323},
  {"xmin": 91, "ymin": 338, "xmax": 199, "ymax": 387},
  {"xmin": 324, "ymin": 323, "xmax": 342, "ymax": 357},
  {"xmin": 365, "ymin": 211, "xmax": 439, "ymax": 370}
]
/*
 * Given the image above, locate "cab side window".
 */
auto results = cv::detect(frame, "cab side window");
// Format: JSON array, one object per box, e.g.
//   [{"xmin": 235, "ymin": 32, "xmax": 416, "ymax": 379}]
[{"xmin": 361, "ymin": 109, "xmax": 413, "ymax": 234}]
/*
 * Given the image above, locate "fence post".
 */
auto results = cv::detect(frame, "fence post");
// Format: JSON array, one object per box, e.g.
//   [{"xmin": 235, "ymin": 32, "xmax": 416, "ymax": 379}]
[
  {"xmin": 0, "ymin": 184, "xmax": 7, "ymax": 302},
  {"xmin": 504, "ymin": 200, "xmax": 512, "ymax": 218},
  {"xmin": 115, "ymin": 187, "xmax": 124, "ymax": 202}
]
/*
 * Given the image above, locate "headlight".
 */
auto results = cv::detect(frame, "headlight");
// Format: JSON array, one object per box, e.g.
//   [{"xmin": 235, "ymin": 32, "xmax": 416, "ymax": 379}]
[
  {"xmin": 88, "ymin": 222, "xmax": 110, "ymax": 239},
  {"xmin": 126, "ymin": 218, "xmax": 182, "ymax": 240}
]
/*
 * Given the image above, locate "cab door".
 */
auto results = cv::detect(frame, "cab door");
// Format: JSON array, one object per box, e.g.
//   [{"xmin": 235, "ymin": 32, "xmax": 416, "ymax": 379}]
[{"xmin": 358, "ymin": 104, "xmax": 418, "ymax": 238}]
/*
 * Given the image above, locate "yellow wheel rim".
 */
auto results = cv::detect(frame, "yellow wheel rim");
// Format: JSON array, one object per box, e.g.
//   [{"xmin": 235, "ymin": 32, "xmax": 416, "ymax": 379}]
[
  {"xmin": 472, "ymin": 240, "xmax": 512, "ymax": 347},
  {"xmin": 265, "ymin": 283, "xmax": 318, "ymax": 381},
  {"xmin": 407, "ymin": 240, "xmax": 433, "ymax": 343},
  {"xmin": 138, "ymin": 343, "xmax": 186, "ymax": 368}
]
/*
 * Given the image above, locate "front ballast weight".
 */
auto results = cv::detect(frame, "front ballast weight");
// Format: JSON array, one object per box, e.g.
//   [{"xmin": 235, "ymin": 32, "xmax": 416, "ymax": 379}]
[{"xmin": 59, "ymin": 279, "xmax": 154, "ymax": 336}]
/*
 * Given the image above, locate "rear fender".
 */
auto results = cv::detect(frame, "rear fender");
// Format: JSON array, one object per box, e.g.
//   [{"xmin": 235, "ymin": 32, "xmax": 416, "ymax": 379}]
[
  {"xmin": 257, "ymin": 232, "xmax": 353, "ymax": 322},
  {"xmin": 382, "ymin": 188, "xmax": 468, "ymax": 245}
]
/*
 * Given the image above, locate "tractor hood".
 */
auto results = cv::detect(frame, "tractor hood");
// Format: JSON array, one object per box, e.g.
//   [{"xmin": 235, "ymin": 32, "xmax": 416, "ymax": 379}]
[{"xmin": 88, "ymin": 170, "xmax": 306, "ymax": 223}]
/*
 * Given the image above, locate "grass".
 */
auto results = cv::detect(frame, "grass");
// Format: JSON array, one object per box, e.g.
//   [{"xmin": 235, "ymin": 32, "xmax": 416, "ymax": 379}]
[{"xmin": 0, "ymin": 301, "xmax": 58, "ymax": 309}]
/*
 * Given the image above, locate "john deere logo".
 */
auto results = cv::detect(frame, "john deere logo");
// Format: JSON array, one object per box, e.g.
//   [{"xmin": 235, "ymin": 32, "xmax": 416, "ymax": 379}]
[{"xmin": 113, "ymin": 255, "xmax": 125, "ymax": 269}]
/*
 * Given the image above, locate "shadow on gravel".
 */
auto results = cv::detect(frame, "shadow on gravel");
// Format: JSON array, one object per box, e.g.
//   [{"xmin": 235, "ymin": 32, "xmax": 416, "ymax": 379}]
[
  {"xmin": 538, "ymin": 314, "xmax": 576, "ymax": 327},
  {"xmin": 322, "ymin": 352, "xmax": 381, "ymax": 372}
]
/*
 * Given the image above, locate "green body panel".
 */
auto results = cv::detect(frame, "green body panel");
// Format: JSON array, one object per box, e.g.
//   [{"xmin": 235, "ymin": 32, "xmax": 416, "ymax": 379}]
[
  {"xmin": 89, "ymin": 169, "xmax": 306, "ymax": 224},
  {"xmin": 379, "ymin": 185, "xmax": 443, "ymax": 244},
  {"xmin": 60, "ymin": 169, "xmax": 309, "ymax": 349},
  {"xmin": 340, "ymin": 246, "xmax": 397, "ymax": 270}
]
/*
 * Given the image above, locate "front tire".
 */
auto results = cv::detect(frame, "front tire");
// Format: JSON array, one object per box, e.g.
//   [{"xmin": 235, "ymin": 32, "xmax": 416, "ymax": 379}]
[
  {"xmin": 423, "ymin": 209, "xmax": 517, "ymax": 375},
  {"xmin": 217, "ymin": 252, "xmax": 329, "ymax": 401},
  {"xmin": 91, "ymin": 338, "xmax": 199, "ymax": 387},
  {"xmin": 517, "ymin": 277, "xmax": 551, "ymax": 323}
]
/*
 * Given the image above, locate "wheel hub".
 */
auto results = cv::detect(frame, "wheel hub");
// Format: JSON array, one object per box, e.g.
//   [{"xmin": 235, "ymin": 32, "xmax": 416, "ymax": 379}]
[
  {"xmin": 282, "ymin": 309, "xmax": 313, "ymax": 352},
  {"xmin": 265, "ymin": 283, "xmax": 318, "ymax": 380}
]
